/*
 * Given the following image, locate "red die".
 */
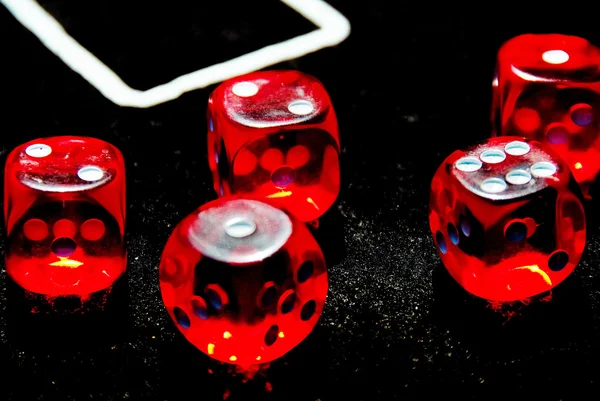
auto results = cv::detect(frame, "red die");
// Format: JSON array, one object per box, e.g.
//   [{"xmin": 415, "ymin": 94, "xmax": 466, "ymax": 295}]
[
  {"xmin": 429, "ymin": 137, "xmax": 586, "ymax": 302},
  {"xmin": 159, "ymin": 197, "xmax": 327, "ymax": 368},
  {"xmin": 4, "ymin": 136, "xmax": 126, "ymax": 297},
  {"xmin": 207, "ymin": 70, "xmax": 341, "ymax": 222},
  {"xmin": 492, "ymin": 33, "xmax": 600, "ymax": 199}
]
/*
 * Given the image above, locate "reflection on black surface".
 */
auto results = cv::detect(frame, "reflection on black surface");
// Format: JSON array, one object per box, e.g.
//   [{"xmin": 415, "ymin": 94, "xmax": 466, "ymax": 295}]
[
  {"xmin": 2, "ymin": 274, "xmax": 130, "ymax": 400},
  {"xmin": 156, "ymin": 319, "xmax": 330, "ymax": 401},
  {"xmin": 5, "ymin": 273, "xmax": 129, "ymax": 351},
  {"xmin": 431, "ymin": 262, "xmax": 594, "ymax": 357},
  {"xmin": 428, "ymin": 261, "xmax": 600, "ymax": 399}
]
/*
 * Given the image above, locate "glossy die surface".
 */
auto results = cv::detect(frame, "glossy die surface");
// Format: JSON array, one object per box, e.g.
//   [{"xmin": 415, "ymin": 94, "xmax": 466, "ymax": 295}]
[
  {"xmin": 4, "ymin": 136, "xmax": 126, "ymax": 297},
  {"xmin": 429, "ymin": 137, "xmax": 586, "ymax": 302},
  {"xmin": 207, "ymin": 70, "xmax": 340, "ymax": 222},
  {"xmin": 492, "ymin": 34, "xmax": 600, "ymax": 198},
  {"xmin": 159, "ymin": 197, "xmax": 327, "ymax": 367}
]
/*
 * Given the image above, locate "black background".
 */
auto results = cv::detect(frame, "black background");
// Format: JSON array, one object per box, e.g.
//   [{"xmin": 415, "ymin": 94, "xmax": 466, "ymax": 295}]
[{"xmin": 2, "ymin": 1, "xmax": 600, "ymax": 400}]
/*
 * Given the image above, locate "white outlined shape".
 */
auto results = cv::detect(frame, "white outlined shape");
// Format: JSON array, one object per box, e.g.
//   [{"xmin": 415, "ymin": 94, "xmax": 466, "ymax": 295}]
[{"xmin": 1, "ymin": 0, "xmax": 351, "ymax": 108}]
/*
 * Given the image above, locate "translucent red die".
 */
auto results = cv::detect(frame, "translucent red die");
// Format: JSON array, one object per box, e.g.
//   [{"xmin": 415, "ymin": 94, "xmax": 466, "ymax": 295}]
[
  {"xmin": 4, "ymin": 136, "xmax": 126, "ymax": 297},
  {"xmin": 492, "ymin": 33, "xmax": 600, "ymax": 199},
  {"xmin": 207, "ymin": 70, "xmax": 341, "ymax": 222},
  {"xmin": 429, "ymin": 137, "xmax": 586, "ymax": 302},
  {"xmin": 159, "ymin": 197, "xmax": 327, "ymax": 368}
]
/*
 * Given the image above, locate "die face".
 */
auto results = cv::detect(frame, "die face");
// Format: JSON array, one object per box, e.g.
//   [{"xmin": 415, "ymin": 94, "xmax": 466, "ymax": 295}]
[
  {"xmin": 207, "ymin": 70, "xmax": 340, "ymax": 221},
  {"xmin": 4, "ymin": 136, "xmax": 126, "ymax": 296},
  {"xmin": 494, "ymin": 34, "xmax": 600, "ymax": 198},
  {"xmin": 222, "ymin": 71, "xmax": 329, "ymax": 129},
  {"xmin": 159, "ymin": 197, "xmax": 327, "ymax": 367},
  {"xmin": 506, "ymin": 85, "xmax": 600, "ymax": 197},
  {"xmin": 452, "ymin": 137, "xmax": 570, "ymax": 201},
  {"xmin": 498, "ymin": 34, "xmax": 600, "ymax": 80},
  {"xmin": 229, "ymin": 129, "xmax": 340, "ymax": 222},
  {"xmin": 429, "ymin": 137, "xmax": 586, "ymax": 301},
  {"xmin": 6, "ymin": 200, "xmax": 125, "ymax": 296}
]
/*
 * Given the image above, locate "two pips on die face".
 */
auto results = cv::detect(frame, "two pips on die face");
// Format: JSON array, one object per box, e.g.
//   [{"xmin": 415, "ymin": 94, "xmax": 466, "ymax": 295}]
[
  {"xmin": 3, "ymin": 136, "xmax": 126, "ymax": 297},
  {"xmin": 206, "ymin": 70, "xmax": 341, "ymax": 223},
  {"xmin": 158, "ymin": 70, "xmax": 339, "ymax": 368}
]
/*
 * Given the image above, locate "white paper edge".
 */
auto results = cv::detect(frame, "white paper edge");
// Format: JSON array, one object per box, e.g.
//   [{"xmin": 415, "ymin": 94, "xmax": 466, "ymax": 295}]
[{"xmin": 0, "ymin": 0, "xmax": 351, "ymax": 108}]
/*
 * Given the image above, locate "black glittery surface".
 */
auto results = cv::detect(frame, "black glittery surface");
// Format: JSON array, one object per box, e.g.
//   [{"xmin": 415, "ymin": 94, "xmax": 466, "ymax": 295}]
[{"xmin": 3, "ymin": 2, "xmax": 600, "ymax": 400}]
